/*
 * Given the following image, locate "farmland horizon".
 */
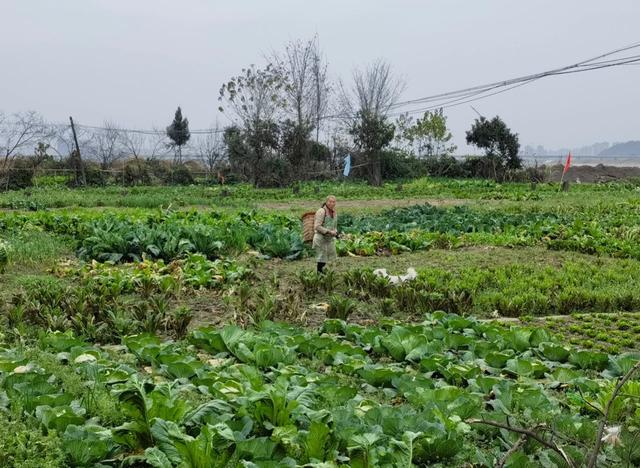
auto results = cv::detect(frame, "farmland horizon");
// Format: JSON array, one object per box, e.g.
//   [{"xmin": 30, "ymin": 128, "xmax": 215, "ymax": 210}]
[{"xmin": 2, "ymin": 0, "xmax": 639, "ymax": 153}]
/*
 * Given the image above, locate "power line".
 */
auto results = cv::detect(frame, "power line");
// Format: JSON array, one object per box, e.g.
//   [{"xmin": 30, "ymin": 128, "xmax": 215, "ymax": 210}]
[
  {"xmin": 42, "ymin": 40, "xmax": 640, "ymax": 131},
  {"xmin": 73, "ymin": 124, "xmax": 225, "ymax": 135},
  {"xmin": 383, "ymin": 42, "xmax": 640, "ymax": 116},
  {"xmin": 48, "ymin": 122, "xmax": 225, "ymax": 136},
  {"xmin": 389, "ymin": 79, "xmax": 541, "ymax": 117},
  {"xmin": 389, "ymin": 55, "xmax": 640, "ymax": 118}
]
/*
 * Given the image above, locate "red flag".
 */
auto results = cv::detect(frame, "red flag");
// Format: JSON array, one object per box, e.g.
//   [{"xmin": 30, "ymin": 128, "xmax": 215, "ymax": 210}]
[{"xmin": 562, "ymin": 152, "xmax": 572, "ymax": 176}]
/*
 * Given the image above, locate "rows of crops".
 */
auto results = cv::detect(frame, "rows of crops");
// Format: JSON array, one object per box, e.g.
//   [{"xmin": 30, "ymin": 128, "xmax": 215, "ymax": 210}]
[
  {"xmin": 2, "ymin": 313, "xmax": 639, "ymax": 466},
  {"xmin": 3, "ymin": 199, "xmax": 640, "ymax": 263},
  {"xmin": 2, "ymin": 178, "xmax": 640, "ymax": 210},
  {"xmin": 1, "ymin": 179, "xmax": 640, "ymax": 466},
  {"xmin": 321, "ymin": 261, "xmax": 640, "ymax": 318},
  {"xmin": 5, "ymin": 255, "xmax": 250, "ymax": 343}
]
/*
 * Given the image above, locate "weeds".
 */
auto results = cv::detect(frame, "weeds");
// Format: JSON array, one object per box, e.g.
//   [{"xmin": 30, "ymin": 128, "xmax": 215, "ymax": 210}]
[{"xmin": 327, "ymin": 295, "xmax": 357, "ymax": 320}]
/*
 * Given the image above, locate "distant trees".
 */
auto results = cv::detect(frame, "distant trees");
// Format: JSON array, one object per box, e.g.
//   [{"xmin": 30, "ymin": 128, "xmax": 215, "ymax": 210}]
[
  {"xmin": 120, "ymin": 130, "xmax": 148, "ymax": 162},
  {"xmin": 349, "ymin": 112, "xmax": 395, "ymax": 186},
  {"xmin": 401, "ymin": 108, "xmax": 457, "ymax": 159},
  {"xmin": 0, "ymin": 36, "xmax": 537, "ymax": 190},
  {"xmin": 342, "ymin": 60, "xmax": 404, "ymax": 185},
  {"xmin": 95, "ymin": 121, "xmax": 125, "ymax": 169},
  {"xmin": 217, "ymin": 36, "xmax": 336, "ymax": 187},
  {"xmin": 194, "ymin": 125, "xmax": 225, "ymax": 181},
  {"xmin": 309, "ymin": 38, "xmax": 331, "ymax": 144},
  {"xmin": 218, "ymin": 64, "xmax": 289, "ymax": 186},
  {"xmin": 166, "ymin": 107, "xmax": 191, "ymax": 164},
  {"xmin": 275, "ymin": 36, "xmax": 332, "ymax": 178},
  {"xmin": 0, "ymin": 111, "xmax": 53, "ymax": 190},
  {"xmin": 466, "ymin": 115, "xmax": 521, "ymax": 179},
  {"xmin": 0, "ymin": 111, "xmax": 50, "ymax": 173}
]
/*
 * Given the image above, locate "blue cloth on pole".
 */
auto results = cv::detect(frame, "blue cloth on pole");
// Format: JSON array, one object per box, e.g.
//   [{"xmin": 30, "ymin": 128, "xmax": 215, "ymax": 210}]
[{"xmin": 343, "ymin": 154, "xmax": 351, "ymax": 177}]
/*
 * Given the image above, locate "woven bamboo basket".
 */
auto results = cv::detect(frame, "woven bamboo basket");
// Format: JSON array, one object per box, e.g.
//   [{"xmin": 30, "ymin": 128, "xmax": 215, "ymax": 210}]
[{"xmin": 301, "ymin": 211, "xmax": 316, "ymax": 243}]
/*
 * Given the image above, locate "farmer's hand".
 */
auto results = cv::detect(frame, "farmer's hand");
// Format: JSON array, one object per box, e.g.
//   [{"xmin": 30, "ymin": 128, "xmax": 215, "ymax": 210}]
[{"xmin": 331, "ymin": 229, "xmax": 338, "ymax": 237}]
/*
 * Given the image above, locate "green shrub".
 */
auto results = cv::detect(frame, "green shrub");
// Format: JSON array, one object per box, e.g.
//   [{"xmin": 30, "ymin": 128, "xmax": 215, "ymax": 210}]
[
  {"xmin": 83, "ymin": 162, "xmax": 107, "ymax": 186},
  {"xmin": 380, "ymin": 149, "xmax": 428, "ymax": 180},
  {"xmin": 123, "ymin": 159, "xmax": 152, "ymax": 185},
  {"xmin": 424, "ymin": 155, "xmax": 468, "ymax": 178},
  {"xmin": 167, "ymin": 164, "xmax": 195, "ymax": 185},
  {"xmin": 1, "ymin": 158, "xmax": 36, "ymax": 191}
]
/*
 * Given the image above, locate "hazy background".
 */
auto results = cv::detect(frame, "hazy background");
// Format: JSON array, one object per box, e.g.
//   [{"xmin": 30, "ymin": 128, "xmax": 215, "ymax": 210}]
[{"xmin": 2, "ymin": 0, "xmax": 639, "ymax": 155}]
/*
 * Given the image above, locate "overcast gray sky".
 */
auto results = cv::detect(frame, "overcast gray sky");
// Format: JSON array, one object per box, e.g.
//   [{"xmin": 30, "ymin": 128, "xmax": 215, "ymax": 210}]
[{"xmin": 2, "ymin": 0, "xmax": 639, "ymax": 153}]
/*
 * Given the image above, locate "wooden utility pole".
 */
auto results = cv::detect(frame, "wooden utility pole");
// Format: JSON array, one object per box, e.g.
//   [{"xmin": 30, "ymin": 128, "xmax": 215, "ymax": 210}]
[{"xmin": 69, "ymin": 116, "xmax": 86, "ymax": 186}]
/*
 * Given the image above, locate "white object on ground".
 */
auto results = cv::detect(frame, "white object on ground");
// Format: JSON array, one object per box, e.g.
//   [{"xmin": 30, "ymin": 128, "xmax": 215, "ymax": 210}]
[{"xmin": 373, "ymin": 267, "xmax": 418, "ymax": 284}]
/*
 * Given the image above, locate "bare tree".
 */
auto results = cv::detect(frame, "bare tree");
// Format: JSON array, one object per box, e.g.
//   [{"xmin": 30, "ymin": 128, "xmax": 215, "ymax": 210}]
[
  {"xmin": 340, "ymin": 60, "xmax": 405, "ymax": 185},
  {"xmin": 120, "ymin": 130, "xmax": 146, "ymax": 161},
  {"xmin": 147, "ymin": 127, "xmax": 171, "ymax": 161},
  {"xmin": 54, "ymin": 123, "xmax": 97, "ymax": 162},
  {"xmin": 275, "ymin": 36, "xmax": 331, "ymax": 139},
  {"xmin": 272, "ymin": 36, "xmax": 332, "ymax": 179},
  {"xmin": 276, "ymin": 38, "xmax": 314, "ymax": 129},
  {"xmin": 0, "ymin": 110, "xmax": 51, "ymax": 173},
  {"xmin": 340, "ymin": 59, "xmax": 405, "ymax": 118},
  {"xmin": 195, "ymin": 126, "xmax": 225, "ymax": 180},
  {"xmin": 274, "ymin": 40, "xmax": 315, "ymax": 179},
  {"xmin": 309, "ymin": 36, "xmax": 331, "ymax": 142},
  {"xmin": 95, "ymin": 121, "xmax": 124, "ymax": 169},
  {"xmin": 119, "ymin": 127, "xmax": 171, "ymax": 167}
]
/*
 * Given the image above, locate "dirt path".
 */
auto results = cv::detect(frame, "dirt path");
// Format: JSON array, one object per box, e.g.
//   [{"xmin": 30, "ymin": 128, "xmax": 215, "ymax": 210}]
[{"xmin": 257, "ymin": 197, "xmax": 469, "ymax": 213}]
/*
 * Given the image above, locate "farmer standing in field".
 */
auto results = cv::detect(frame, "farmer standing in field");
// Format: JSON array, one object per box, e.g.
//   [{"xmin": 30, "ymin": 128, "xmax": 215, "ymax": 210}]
[{"xmin": 313, "ymin": 195, "xmax": 338, "ymax": 273}]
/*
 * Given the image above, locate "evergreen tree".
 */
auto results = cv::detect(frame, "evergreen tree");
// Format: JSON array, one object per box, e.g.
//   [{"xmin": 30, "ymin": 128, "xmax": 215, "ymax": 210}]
[{"xmin": 166, "ymin": 106, "xmax": 191, "ymax": 163}]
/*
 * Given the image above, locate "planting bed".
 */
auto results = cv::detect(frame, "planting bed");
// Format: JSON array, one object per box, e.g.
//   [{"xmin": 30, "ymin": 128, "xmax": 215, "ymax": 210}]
[{"xmin": 0, "ymin": 178, "xmax": 639, "ymax": 466}]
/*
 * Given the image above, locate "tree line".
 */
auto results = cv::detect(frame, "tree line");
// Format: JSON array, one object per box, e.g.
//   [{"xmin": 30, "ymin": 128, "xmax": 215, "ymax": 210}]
[{"xmin": 0, "ymin": 36, "xmax": 527, "ymax": 190}]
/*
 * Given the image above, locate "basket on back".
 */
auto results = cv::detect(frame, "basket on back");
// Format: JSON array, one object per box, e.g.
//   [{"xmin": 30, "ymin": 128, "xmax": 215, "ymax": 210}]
[{"xmin": 301, "ymin": 211, "xmax": 316, "ymax": 243}]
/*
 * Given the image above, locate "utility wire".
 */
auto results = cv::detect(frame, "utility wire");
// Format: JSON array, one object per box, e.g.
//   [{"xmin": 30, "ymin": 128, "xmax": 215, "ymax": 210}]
[
  {"xmin": 322, "ymin": 50, "xmax": 639, "ymax": 120},
  {"xmin": 389, "ymin": 79, "xmax": 541, "ymax": 117},
  {"xmin": 73, "ymin": 124, "xmax": 225, "ymax": 135},
  {"xmin": 45, "ymin": 41, "xmax": 640, "ymax": 131},
  {"xmin": 383, "ymin": 42, "xmax": 640, "ymax": 114},
  {"xmin": 389, "ymin": 55, "xmax": 640, "ymax": 117}
]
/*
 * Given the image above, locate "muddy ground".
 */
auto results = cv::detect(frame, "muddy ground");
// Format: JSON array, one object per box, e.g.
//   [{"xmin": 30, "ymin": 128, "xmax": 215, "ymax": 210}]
[{"xmin": 546, "ymin": 163, "xmax": 640, "ymax": 183}]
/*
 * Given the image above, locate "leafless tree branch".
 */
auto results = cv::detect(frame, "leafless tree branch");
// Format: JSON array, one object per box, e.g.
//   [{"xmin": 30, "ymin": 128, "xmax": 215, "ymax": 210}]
[
  {"xmin": 467, "ymin": 418, "xmax": 576, "ymax": 468},
  {"xmin": 497, "ymin": 433, "xmax": 528, "ymax": 468},
  {"xmin": 120, "ymin": 130, "xmax": 146, "ymax": 161},
  {"xmin": 94, "ymin": 120, "xmax": 124, "ymax": 169},
  {"xmin": 148, "ymin": 127, "xmax": 170, "ymax": 161},
  {"xmin": 587, "ymin": 359, "xmax": 640, "ymax": 468},
  {"xmin": 339, "ymin": 59, "xmax": 405, "ymax": 121},
  {"xmin": 274, "ymin": 35, "xmax": 331, "ymax": 142},
  {"xmin": 194, "ymin": 124, "xmax": 225, "ymax": 178},
  {"xmin": 0, "ymin": 111, "xmax": 52, "ymax": 171}
]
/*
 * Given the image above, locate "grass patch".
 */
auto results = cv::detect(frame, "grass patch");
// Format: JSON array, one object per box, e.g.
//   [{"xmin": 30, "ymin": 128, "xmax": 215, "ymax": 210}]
[
  {"xmin": 26, "ymin": 349, "xmax": 126, "ymax": 427},
  {"xmin": 244, "ymin": 246, "xmax": 640, "ymax": 328},
  {"xmin": 4, "ymin": 230, "xmax": 73, "ymax": 269},
  {"xmin": 0, "ymin": 410, "xmax": 66, "ymax": 468},
  {"xmin": 2, "ymin": 177, "xmax": 638, "ymax": 210}
]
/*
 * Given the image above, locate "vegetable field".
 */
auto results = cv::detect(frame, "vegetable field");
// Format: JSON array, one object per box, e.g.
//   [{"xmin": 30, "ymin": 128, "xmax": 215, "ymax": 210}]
[{"xmin": 1, "ymin": 178, "xmax": 640, "ymax": 467}]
